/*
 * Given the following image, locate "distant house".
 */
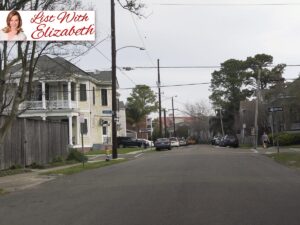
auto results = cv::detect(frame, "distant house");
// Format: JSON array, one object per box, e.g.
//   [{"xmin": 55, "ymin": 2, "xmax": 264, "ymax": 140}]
[
  {"xmin": 238, "ymin": 79, "xmax": 300, "ymax": 144},
  {"xmin": 9, "ymin": 55, "xmax": 125, "ymax": 149},
  {"xmin": 118, "ymin": 101, "xmax": 127, "ymax": 137}
]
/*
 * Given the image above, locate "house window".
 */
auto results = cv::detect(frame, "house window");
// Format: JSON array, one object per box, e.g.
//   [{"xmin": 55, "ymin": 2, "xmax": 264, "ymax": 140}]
[
  {"xmin": 80, "ymin": 84, "xmax": 87, "ymax": 101},
  {"xmin": 63, "ymin": 84, "xmax": 68, "ymax": 100},
  {"xmin": 101, "ymin": 89, "xmax": 108, "ymax": 106},
  {"xmin": 71, "ymin": 83, "xmax": 75, "ymax": 101},
  {"xmin": 93, "ymin": 87, "xmax": 95, "ymax": 105},
  {"xmin": 103, "ymin": 126, "xmax": 107, "ymax": 135},
  {"xmin": 80, "ymin": 119, "xmax": 88, "ymax": 134},
  {"xmin": 45, "ymin": 83, "xmax": 49, "ymax": 100},
  {"xmin": 35, "ymin": 83, "xmax": 42, "ymax": 101}
]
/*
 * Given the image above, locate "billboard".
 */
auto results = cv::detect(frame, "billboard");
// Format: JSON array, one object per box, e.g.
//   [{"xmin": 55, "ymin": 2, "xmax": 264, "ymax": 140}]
[{"xmin": 0, "ymin": 10, "xmax": 95, "ymax": 41}]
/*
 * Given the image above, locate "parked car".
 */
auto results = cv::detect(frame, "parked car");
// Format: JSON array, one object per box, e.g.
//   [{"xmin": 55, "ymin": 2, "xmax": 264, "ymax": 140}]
[
  {"xmin": 169, "ymin": 137, "xmax": 180, "ymax": 147},
  {"xmin": 219, "ymin": 135, "xmax": 239, "ymax": 148},
  {"xmin": 186, "ymin": 137, "xmax": 196, "ymax": 145},
  {"xmin": 179, "ymin": 138, "xmax": 187, "ymax": 146},
  {"xmin": 211, "ymin": 136, "xmax": 222, "ymax": 145},
  {"xmin": 137, "ymin": 139, "xmax": 154, "ymax": 148},
  {"xmin": 154, "ymin": 138, "xmax": 172, "ymax": 151},
  {"xmin": 117, "ymin": 136, "xmax": 143, "ymax": 148}
]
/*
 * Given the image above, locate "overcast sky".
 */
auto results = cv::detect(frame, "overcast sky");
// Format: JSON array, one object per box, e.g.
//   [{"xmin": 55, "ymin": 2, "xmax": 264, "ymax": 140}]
[{"xmin": 75, "ymin": 0, "xmax": 300, "ymax": 115}]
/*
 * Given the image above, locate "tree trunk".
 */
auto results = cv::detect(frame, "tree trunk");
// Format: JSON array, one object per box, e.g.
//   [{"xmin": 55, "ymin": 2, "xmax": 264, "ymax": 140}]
[{"xmin": 0, "ymin": 141, "xmax": 4, "ymax": 170}]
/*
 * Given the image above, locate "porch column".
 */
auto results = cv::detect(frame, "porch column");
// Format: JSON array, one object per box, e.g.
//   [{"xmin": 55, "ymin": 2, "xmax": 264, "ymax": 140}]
[
  {"xmin": 68, "ymin": 81, "xmax": 72, "ymax": 108},
  {"xmin": 68, "ymin": 116, "xmax": 73, "ymax": 145},
  {"xmin": 42, "ymin": 81, "xmax": 46, "ymax": 109}
]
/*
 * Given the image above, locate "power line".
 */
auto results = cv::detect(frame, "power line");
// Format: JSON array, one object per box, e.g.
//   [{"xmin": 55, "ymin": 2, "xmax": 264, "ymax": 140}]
[
  {"xmin": 68, "ymin": 36, "xmax": 111, "ymax": 62},
  {"xmin": 119, "ymin": 81, "xmax": 211, "ymax": 90},
  {"xmin": 118, "ymin": 77, "xmax": 300, "ymax": 90},
  {"xmin": 153, "ymin": 2, "xmax": 300, "ymax": 6},
  {"xmin": 94, "ymin": 47, "xmax": 137, "ymax": 85},
  {"xmin": 130, "ymin": 14, "xmax": 156, "ymax": 67},
  {"xmin": 122, "ymin": 64, "xmax": 300, "ymax": 69}
]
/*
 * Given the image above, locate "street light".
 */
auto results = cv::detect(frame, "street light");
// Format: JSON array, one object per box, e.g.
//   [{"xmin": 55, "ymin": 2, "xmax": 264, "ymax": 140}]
[{"xmin": 116, "ymin": 46, "xmax": 145, "ymax": 52}]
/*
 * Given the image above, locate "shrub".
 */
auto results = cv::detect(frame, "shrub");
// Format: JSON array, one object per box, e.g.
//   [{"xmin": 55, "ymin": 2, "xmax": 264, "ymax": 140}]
[
  {"xmin": 271, "ymin": 132, "xmax": 300, "ymax": 146},
  {"xmin": 9, "ymin": 164, "xmax": 22, "ymax": 170},
  {"xmin": 67, "ymin": 149, "xmax": 88, "ymax": 163},
  {"xmin": 29, "ymin": 162, "xmax": 45, "ymax": 169},
  {"xmin": 52, "ymin": 156, "xmax": 64, "ymax": 163}
]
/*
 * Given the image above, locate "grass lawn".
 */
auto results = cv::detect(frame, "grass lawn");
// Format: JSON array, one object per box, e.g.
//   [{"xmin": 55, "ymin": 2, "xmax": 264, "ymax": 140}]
[
  {"xmin": 86, "ymin": 147, "xmax": 151, "ymax": 155},
  {"xmin": 41, "ymin": 159, "xmax": 127, "ymax": 176},
  {"xmin": 0, "ymin": 168, "xmax": 32, "ymax": 177},
  {"xmin": 267, "ymin": 152, "xmax": 300, "ymax": 168},
  {"xmin": 0, "ymin": 188, "xmax": 6, "ymax": 195}
]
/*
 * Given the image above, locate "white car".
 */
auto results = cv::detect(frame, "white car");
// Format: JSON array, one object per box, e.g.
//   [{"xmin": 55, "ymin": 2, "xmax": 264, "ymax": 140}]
[
  {"xmin": 138, "ymin": 139, "xmax": 154, "ymax": 147},
  {"xmin": 169, "ymin": 137, "xmax": 180, "ymax": 147}
]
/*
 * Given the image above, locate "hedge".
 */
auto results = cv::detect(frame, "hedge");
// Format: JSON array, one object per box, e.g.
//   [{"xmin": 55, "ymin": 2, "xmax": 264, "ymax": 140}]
[{"xmin": 270, "ymin": 132, "xmax": 300, "ymax": 146}]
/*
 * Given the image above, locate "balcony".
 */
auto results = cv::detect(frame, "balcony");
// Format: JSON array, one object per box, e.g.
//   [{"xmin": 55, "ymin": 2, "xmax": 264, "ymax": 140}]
[{"xmin": 20, "ymin": 100, "xmax": 77, "ymax": 110}]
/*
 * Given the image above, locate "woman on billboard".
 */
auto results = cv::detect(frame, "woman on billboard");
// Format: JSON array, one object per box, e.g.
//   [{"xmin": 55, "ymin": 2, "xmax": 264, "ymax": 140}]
[{"xmin": 0, "ymin": 10, "xmax": 27, "ymax": 41}]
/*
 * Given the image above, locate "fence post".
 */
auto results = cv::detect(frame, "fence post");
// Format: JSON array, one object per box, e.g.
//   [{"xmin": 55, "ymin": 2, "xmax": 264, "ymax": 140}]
[{"xmin": 23, "ymin": 118, "xmax": 27, "ymax": 168}]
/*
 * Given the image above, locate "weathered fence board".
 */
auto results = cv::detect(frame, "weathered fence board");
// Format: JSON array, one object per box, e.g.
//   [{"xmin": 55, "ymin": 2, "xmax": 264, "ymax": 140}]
[{"xmin": 0, "ymin": 116, "xmax": 69, "ymax": 170}]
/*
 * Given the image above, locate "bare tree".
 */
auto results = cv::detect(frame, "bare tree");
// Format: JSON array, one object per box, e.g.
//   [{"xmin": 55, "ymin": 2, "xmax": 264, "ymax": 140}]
[{"xmin": 184, "ymin": 100, "xmax": 213, "ymax": 143}]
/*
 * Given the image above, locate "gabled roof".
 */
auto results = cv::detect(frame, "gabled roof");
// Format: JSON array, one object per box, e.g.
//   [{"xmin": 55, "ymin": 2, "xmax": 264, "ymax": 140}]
[
  {"xmin": 8, "ymin": 55, "xmax": 113, "ymax": 85},
  {"xmin": 88, "ymin": 71, "xmax": 112, "ymax": 83}
]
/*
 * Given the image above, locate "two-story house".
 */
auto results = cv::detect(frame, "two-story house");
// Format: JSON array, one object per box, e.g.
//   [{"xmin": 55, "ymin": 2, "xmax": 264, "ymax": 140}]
[{"xmin": 11, "ymin": 55, "xmax": 121, "ymax": 150}]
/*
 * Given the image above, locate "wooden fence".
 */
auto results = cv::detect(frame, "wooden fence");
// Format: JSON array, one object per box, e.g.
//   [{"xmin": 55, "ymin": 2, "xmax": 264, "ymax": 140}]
[{"xmin": 0, "ymin": 117, "xmax": 69, "ymax": 170}]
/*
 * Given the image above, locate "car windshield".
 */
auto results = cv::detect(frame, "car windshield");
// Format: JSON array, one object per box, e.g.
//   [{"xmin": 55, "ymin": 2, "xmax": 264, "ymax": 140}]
[{"xmin": 157, "ymin": 138, "xmax": 169, "ymax": 142}]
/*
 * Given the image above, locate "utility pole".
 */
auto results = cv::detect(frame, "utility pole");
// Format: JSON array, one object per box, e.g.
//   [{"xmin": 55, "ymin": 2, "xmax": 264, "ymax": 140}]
[
  {"xmin": 111, "ymin": 0, "xmax": 117, "ymax": 159},
  {"xmin": 157, "ymin": 59, "xmax": 162, "ymax": 137},
  {"xmin": 172, "ymin": 97, "xmax": 176, "ymax": 137},
  {"xmin": 164, "ymin": 109, "xmax": 167, "ymax": 137},
  {"xmin": 219, "ymin": 108, "xmax": 224, "ymax": 137},
  {"xmin": 254, "ymin": 68, "xmax": 261, "ymax": 149}
]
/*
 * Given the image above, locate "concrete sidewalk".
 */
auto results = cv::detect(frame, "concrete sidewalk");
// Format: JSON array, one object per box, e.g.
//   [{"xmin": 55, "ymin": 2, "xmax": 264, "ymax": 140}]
[
  {"xmin": 0, "ymin": 149, "xmax": 152, "ymax": 194},
  {"xmin": 251, "ymin": 146, "xmax": 300, "ymax": 154},
  {"xmin": 0, "ymin": 163, "xmax": 83, "ymax": 194}
]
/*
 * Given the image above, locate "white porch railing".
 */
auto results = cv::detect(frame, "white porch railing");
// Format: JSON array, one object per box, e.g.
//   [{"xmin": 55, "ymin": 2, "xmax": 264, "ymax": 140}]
[
  {"xmin": 20, "ymin": 100, "xmax": 77, "ymax": 110},
  {"xmin": 19, "ymin": 101, "xmax": 43, "ymax": 110}
]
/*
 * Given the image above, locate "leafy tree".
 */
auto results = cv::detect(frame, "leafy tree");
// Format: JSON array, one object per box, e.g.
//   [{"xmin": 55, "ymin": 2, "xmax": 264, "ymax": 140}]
[
  {"xmin": 209, "ymin": 59, "xmax": 250, "ymax": 133},
  {"xmin": 209, "ymin": 54, "xmax": 286, "ymax": 135},
  {"xmin": 126, "ymin": 85, "xmax": 158, "ymax": 134},
  {"xmin": 245, "ymin": 54, "xmax": 286, "ymax": 93}
]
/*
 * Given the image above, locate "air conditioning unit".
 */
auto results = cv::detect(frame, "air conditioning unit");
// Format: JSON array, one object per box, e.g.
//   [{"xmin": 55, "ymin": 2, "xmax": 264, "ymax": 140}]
[{"xmin": 99, "ymin": 119, "xmax": 110, "ymax": 126}]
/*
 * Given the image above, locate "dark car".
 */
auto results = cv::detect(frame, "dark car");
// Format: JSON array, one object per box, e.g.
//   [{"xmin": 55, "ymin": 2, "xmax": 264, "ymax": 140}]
[
  {"xmin": 154, "ymin": 138, "xmax": 172, "ymax": 151},
  {"xmin": 117, "ymin": 136, "xmax": 143, "ymax": 148},
  {"xmin": 219, "ymin": 135, "xmax": 239, "ymax": 148},
  {"xmin": 211, "ymin": 136, "xmax": 222, "ymax": 145}
]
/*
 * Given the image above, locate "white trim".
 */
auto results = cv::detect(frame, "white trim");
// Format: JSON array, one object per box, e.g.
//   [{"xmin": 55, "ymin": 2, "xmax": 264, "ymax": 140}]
[
  {"xmin": 41, "ymin": 81, "xmax": 46, "ymax": 109},
  {"xmin": 68, "ymin": 116, "xmax": 73, "ymax": 145},
  {"xmin": 68, "ymin": 81, "xmax": 72, "ymax": 108}
]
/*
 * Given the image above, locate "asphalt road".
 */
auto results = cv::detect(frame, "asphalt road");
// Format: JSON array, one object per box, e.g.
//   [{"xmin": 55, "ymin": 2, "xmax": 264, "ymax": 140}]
[{"xmin": 1, "ymin": 145, "xmax": 300, "ymax": 225}]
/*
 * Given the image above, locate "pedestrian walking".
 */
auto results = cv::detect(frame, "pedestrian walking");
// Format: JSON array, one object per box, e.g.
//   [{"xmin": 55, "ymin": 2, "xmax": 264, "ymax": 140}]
[{"xmin": 261, "ymin": 132, "xmax": 270, "ymax": 149}]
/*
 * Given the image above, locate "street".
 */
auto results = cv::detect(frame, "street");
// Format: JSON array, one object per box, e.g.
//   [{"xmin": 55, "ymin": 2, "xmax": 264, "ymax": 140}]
[{"xmin": 1, "ymin": 145, "xmax": 300, "ymax": 225}]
